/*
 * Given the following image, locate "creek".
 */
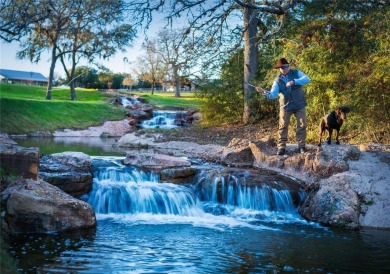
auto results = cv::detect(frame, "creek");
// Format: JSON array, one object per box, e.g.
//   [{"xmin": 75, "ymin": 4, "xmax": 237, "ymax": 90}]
[{"xmin": 8, "ymin": 136, "xmax": 390, "ymax": 273}]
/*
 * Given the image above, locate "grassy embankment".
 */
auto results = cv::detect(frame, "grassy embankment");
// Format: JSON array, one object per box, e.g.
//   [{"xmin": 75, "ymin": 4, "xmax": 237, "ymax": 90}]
[
  {"xmin": 129, "ymin": 90, "xmax": 202, "ymax": 109},
  {"xmin": 0, "ymin": 84, "xmax": 201, "ymax": 135}
]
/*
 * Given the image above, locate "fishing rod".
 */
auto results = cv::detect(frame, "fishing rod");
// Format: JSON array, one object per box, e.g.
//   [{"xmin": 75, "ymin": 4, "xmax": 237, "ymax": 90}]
[{"xmin": 244, "ymin": 82, "xmax": 270, "ymax": 95}]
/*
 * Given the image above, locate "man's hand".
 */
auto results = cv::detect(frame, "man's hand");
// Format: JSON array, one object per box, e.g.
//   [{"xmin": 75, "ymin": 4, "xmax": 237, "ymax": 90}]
[
  {"xmin": 286, "ymin": 80, "xmax": 295, "ymax": 88},
  {"xmin": 256, "ymin": 87, "xmax": 267, "ymax": 94}
]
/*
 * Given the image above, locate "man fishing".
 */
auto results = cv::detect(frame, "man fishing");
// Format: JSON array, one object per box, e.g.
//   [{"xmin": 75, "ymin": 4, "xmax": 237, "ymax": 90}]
[{"xmin": 256, "ymin": 58, "xmax": 311, "ymax": 156}]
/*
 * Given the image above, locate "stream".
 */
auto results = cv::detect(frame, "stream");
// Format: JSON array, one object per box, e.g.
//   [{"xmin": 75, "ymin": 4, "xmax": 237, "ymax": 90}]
[{"xmin": 7, "ymin": 136, "xmax": 390, "ymax": 273}]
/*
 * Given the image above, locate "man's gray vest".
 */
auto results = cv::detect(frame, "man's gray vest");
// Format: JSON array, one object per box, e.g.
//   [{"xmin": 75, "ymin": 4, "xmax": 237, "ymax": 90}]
[{"xmin": 275, "ymin": 69, "xmax": 307, "ymax": 111}]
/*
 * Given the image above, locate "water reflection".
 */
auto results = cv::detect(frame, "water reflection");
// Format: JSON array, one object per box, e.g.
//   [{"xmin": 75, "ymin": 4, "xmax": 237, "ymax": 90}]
[
  {"xmin": 8, "ymin": 223, "xmax": 390, "ymax": 273},
  {"xmin": 10, "ymin": 136, "xmax": 154, "ymax": 156},
  {"xmin": 8, "ymin": 227, "xmax": 97, "ymax": 273}
]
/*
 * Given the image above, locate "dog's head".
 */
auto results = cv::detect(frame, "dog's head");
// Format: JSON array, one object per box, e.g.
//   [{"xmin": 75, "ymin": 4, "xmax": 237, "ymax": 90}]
[{"xmin": 336, "ymin": 106, "xmax": 350, "ymax": 121}]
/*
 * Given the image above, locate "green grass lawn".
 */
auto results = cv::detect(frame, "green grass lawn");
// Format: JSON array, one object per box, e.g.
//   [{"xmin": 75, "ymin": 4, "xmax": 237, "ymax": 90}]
[
  {"xmin": 124, "ymin": 91, "xmax": 202, "ymax": 108},
  {"xmin": 0, "ymin": 84, "xmax": 126, "ymax": 134},
  {"xmin": 0, "ymin": 84, "xmax": 203, "ymax": 134}
]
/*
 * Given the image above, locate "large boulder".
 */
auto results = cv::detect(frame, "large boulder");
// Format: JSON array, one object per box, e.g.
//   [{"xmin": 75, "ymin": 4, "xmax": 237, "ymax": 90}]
[
  {"xmin": 299, "ymin": 175, "xmax": 360, "ymax": 229},
  {"xmin": 116, "ymin": 132, "xmax": 157, "ymax": 148},
  {"xmin": 123, "ymin": 152, "xmax": 191, "ymax": 169},
  {"xmin": 1, "ymin": 178, "xmax": 96, "ymax": 234},
  {"xmin": 39, "ymin": 152, "xmax": 93, "ymax": 196},
  {"xmin": 123, "ymin": 153, "xmax": 196, "ymax": 184},
  {"xmin": 311, "ymin": 145, "xmax": 360, "ymax": 177},
  {"xmin": 159, "ymin": 167, "xmax": 197, "ymax": 184},
  {"xmin": 0, "ymin": 132, "xmax": 40, "ymax": 181},
  {"xmin": 220, "ymin": 138, "xmax": 255, "ymax": 167}
]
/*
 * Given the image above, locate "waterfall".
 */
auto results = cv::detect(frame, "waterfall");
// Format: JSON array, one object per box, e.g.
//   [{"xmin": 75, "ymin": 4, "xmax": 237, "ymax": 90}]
[
  {"xmin": 88, "ymin": 162, "xmax": 203, "ymax": 216},
  {"xmin": 141, "ymin": 110, "xmax": 186, "ymax": 129},
  {"xmin": 120, "ymin": 96, "xmax": 141, "ymax": 107},
  {"xmin": 87, "ymin": 158, "xmax": 302, "ymax": 228},
  {"xmin": 194, "ymin": 171, "xmax": 298, "ymax": 213}
]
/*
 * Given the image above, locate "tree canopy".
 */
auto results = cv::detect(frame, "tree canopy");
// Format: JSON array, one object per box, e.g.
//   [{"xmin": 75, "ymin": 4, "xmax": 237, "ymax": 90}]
[
  {"xmin": 198, "ymin": 0, "xmax": 389, "ymax": 143},
  {"xmin": 3, "ymin": 0, "xmax": 135, "ymax": 100}
]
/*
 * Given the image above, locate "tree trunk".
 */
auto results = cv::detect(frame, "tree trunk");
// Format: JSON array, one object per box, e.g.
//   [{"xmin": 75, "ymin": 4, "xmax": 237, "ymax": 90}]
[
  {"xmin": 69, "ymin": 52, "xmax": 77, "ymax": 101},
  {"xmin": 70, "ymin": 83, "xmax": 76, "ymax": 100},
  {"xmin": 46, "ymin": 47, "xmax": 57, "ymax": 100},
  {"xmin": 242, "ymin": 0, "xmax": 259, "ymax": 124},
  {"xmin": 173, "ymin": 65, "xmax": 181, "ymax": 97},
  {"xmin": 151, "ymin": 80, "xmax": 155, "ymax": 95}
]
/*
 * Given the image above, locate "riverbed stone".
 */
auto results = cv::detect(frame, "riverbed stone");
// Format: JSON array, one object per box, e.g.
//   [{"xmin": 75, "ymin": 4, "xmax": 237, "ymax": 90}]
[
  {"xmin": 39, "ymin": 152, "xmax": 93, "ymax": 196},
  {"xmin": 117, "ymin": 133, "xmax": 157, "ymax": 148},
  {"xmin": 0, "ymin": 132, "xmax": 40, "ymax": 181},
  {"xmin": 220, "ymin": 138, "xmax": 255, "ymax": 167},
  {"xmin": 159, "ymin": 167, "xmax": 197, "ymax": 184},
  {"xmin": 126, "ymin": 109, "xmax": 151, "ymax": 120},
  {"xmin": 123, "ymin": 152, "xmax": 191, "ymax": 169},
  {"xmin": 2, "ymin": 178, "xmax": 96, "ymax": 234}
]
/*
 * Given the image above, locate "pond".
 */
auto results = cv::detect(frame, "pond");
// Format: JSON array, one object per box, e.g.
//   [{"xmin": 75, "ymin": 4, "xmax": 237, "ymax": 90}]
[
  {"xmin": 7, "ymin": 136, "xmax": 390, "ymax": 273},
  {"xmin": 12, "ymin": 136, "xmax": 138, "ymax": 156}
]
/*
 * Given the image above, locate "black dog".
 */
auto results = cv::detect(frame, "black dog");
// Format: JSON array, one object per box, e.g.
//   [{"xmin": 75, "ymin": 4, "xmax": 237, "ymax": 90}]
[{"xmin": 318, "ymin": 106, "xmax": 350, "ymax": 146}]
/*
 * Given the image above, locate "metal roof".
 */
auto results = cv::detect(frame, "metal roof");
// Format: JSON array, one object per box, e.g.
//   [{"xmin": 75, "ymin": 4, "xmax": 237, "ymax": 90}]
[{"xmin": 0, "ymin": 69, "xmax": 48, "ymax": 82}]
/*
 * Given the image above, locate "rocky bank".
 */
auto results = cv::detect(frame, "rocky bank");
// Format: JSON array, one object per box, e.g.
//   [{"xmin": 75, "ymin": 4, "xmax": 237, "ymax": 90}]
[
  {"xmin": 116, "ymin": 131, "xmax": 390, "ymax": 229},
  {"xmin": 1, "ymin": 120, "xmax": 389, "ymax": 231}
]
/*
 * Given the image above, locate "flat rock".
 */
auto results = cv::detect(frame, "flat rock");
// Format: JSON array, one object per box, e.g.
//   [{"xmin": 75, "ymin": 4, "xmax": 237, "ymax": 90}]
[{"xmin": 123, "ymin": 152, "xmax": 191, "ymax": 169}]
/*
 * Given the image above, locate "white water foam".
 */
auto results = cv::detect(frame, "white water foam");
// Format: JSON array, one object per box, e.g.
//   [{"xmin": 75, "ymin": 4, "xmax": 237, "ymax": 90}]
[
  {"xmin": 141, "ymin": 110, "xmax": 186, "ymax": 129},
  {"xmin": 96, "ymin": 212, "xmax": 279, "ymax": 232}
]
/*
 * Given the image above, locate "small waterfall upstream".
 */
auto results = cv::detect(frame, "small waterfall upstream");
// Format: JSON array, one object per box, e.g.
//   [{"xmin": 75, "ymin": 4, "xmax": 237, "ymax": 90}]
[
  {"xmin": 141, "ymin": 110, "xmax": 186, "ymax": 129},
  {"xmin": 87, "ymin": 158, "xmax": 304, "ymax": 228},
  {"xmin": 119, "ymin": 96, "xmax": 142, "ymax": 107}
]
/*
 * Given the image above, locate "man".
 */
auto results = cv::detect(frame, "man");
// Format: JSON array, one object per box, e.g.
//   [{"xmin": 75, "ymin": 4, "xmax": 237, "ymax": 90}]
[{"xmin": 256, "ymin": 58, "xmax": 311, "ymax": 156}]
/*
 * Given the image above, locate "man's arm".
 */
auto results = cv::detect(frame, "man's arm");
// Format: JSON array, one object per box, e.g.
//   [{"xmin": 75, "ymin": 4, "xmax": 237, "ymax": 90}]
[
  {"xmin": 256, "ymin": 81, "xmax": 279, "ymax": 99},
  {"xmin": 294, "ymin": 70, "xmax": 311, "ymax": 85}
]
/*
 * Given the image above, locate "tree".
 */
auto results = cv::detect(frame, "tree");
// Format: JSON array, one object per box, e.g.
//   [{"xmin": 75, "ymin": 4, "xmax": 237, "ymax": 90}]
[
  {"xmin": 14, "ymin": 0, "xmax": 135, "ymax": 100},
  {"xmin": 111, "ymin": 73, "xmax": 125, "ymax": 89},
  {"xmin": 278, "ymin": 0, "xmax": 390, "ymax": 143},
  {"xmin": 147, "ymin": 28, "xmax": 199, "ymax": 97},
  {"xmin": 122, "ymin": 75, "xmax": 136, "ymax": 89},
  {"xmin": 15, "ymin": 0, "xmax": 72, "ymax": 100},
  {"xmin": 56, "ymin": 0, "xmax": 135, "ymax": 100},
  {"xmin": 98, "ymin": 69, "xmax": 113, "ymax": 90},
  {"xmin": 73, "ymin": 66, "xmax": 99, "ymax": 88},
  {"xmin": 133, "ymin": 40, "xmax": 165, "ymax": 95},
  {"xmin": 0, "ymin": 0, "xmax": 49, "ymax": 42},
  {"xmin": 197, "ymin": 50, "xmax": 245, "ymax": 125},
  {"xmin": 124, "ymin": 0, "xmax": 306, "ymax": 122}
]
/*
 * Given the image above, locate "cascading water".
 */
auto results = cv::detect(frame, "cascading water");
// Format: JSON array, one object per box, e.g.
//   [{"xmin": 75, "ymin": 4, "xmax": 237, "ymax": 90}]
[
  {"xmin": 89, "ymin": 164, "xmax": 203, "ymax": 216},
  {"xmin": 119, "ymin": 96, "xmax": 141, "ymax": 107},
  {"xmin": 141, "ymin": 110, "xmax": 186, "ymax": 129},
  {"xmin": 195, "ymin": 172, "xmax": 296, "ymax": 212},
  {"xmin": 86, "ymin": 158, "xmax": 305, "ymax": 228}
]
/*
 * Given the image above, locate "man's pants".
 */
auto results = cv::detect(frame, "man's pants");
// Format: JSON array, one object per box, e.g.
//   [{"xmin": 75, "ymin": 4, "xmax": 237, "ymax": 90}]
[{"xmin": 278, "ymin": 107, "xmax": 306, "ymax": 149}]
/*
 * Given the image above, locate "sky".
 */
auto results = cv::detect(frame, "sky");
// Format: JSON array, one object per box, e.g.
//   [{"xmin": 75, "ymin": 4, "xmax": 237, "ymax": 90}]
[
  {"xmin": 0, "ymin": 36, "xmax": 146, "ymax": 78},
  {"xmin": 0, "ymin": 11, "xmax": 168, "ymax": 79},
  {"xmin": 0, "ymin": 3, "xmax": 230, "ymax": 80}
]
